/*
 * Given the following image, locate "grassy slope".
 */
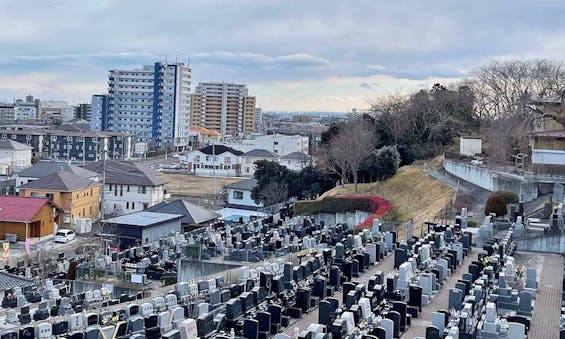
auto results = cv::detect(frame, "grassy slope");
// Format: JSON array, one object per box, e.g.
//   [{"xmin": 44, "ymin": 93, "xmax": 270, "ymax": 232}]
[{"xmin": 320, "ymin": 164, "xmax": 454, "ymax": 228}]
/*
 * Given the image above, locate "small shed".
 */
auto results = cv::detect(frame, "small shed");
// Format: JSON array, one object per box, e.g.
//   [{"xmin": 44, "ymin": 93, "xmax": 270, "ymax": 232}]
[{"xmin": 105, "ymin": 211, "xmax": 183, "ymax": 249}]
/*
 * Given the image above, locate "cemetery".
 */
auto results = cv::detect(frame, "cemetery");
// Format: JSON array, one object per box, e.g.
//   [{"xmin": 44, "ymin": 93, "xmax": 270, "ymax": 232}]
[{"xmin": 0, "ymin": 199, "xmax": 561, "ymax": 338}]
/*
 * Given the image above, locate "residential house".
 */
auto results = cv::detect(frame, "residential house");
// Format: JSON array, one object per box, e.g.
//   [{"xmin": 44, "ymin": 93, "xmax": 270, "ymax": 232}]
[
  {"xmin": 224, "ymin": 178, "xmax": 261, "ymax": 210},
  {"xmin": 529, "ymin": 93, "xmax": 565, "ymax": 175},
  {"xmin": 278, "ymin": 152, "xmax": 311, "ymax": 171},
  {"xmin": 241, "ymin": 149, "xmax": 278, "ymax": 177},
  {"xmin": 18, "ymin": 172, "xmax": 101, "ymax": 226},
  {"xmin": 181, "ymin": 145, "xmax": 243, "ymax": 176},
  {"xmin": 83, "ymin": 160, "xmax": 168, "ymax": 217},
  {"xmin": 0, "ymin": 140, "xmax": 33, "ymax": 173},
  {"xmin": 15, "ymin": 161, "xmax": 98, "ymax": 191},
  {"xmin": 105, "ymin": 211, "xmax": 183, "ymax": 249},
  {"xmin": 0, "ymin": 196, "xmax": 63, "ymax": 240},
  {"xmin": 146, "ymin": 199, "xmax": 220, "ymax": 232}
]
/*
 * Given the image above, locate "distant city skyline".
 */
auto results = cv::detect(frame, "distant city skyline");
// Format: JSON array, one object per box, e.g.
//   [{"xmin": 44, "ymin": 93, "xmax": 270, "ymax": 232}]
[{"xmin": 0, "ymin": 1, "xmax": 564, "ymax": 111}]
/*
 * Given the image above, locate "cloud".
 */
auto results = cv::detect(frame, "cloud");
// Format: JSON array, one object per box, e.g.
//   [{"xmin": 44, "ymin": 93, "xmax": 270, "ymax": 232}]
[
  {"xmin": 191, "ymin": 52, "xmax": 329, "ymax": 68},
  {"xmin": 0, "ymin": 0, "xmax": 564, "ymax": 110}
]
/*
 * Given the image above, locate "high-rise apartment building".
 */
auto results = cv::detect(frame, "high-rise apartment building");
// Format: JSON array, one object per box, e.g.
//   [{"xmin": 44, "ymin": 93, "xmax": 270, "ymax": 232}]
[
  {"xmin": 190, "ymin": 82, "xmax": 256, "ymax": 136},
  {"xmin": 104, "ymin": 62, "xmax": 191, "ymax": 149},
  {"xmin": 91, "ymin": 94, "xmax": 110, "ymax": 131}
]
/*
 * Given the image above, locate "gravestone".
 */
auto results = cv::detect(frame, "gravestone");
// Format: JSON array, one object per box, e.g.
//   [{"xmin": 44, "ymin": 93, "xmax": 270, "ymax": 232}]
[
  {"xmin": 431, "ymin": 312, "xmax": 445, "ymax": 335},
  {"xmin": 525, "ymin": 268, "xmax": 537, "ymax": 289},
  {"xmin": 448, "ymin": 288, "xmax": 463, "ymax": 311},
  {"xmin": 379, "ymin": 318, "xmax": 394, "ymax": 339},
  {"xmin": 508, "ymin": 322, "xmax": 526, "ymax": 339},
  {"xmin": 425, "ymin": 326, "xmax": 440, "ymax": 339},
  {"xmin": 517, "ymin": 291, "xmax": 532, "ymax": 317}
]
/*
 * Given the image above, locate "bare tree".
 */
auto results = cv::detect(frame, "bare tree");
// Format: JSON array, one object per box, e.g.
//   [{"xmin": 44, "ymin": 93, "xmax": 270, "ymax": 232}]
[
  {"xmin": 319, "ymin": 118, "xmax": 375, "ymax": 192},
  {"xmin": 470, "ymin": 59, "xmax": 565, "ymax": 121},
  {"xmin": 370, "ymin": 93, "xmax": 412, "ymax": 144},
  {"xmin": 468, "ymin": 59, "xmax": 565, "ymax": 165},
  {"xmin": 259, "ymin": 181, "xmax": 289, "ymax": 206}
]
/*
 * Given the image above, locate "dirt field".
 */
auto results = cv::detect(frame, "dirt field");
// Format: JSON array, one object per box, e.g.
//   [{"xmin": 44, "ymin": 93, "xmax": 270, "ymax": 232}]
[
  {"xmin": 321, "ymin": 163, "xmax": 455, "ymax": 230},
  {"xmin": 159, "ymin": 173, "xmax": 243, "ymax": 197}
]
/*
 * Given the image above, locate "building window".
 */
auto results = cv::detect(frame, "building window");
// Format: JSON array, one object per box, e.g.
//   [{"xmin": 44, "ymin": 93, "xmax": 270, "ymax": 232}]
[
  {"xmin": 132, "ymin": 202, "xmax": 135, "ymax": 209},
  {"xmin": 126, "ymin": 202, "xmax": 129, "ymax": 209},
  {"xmin": 127, "ymin": 185, "xmax": 130, "ymax": 192},
  {"xmin": 233, "ymin": 190, "xmax": 243, "ymax": 200},
  {"xmin": 138, "ymin": 186, "xmax": 146, "ymax": 194}
]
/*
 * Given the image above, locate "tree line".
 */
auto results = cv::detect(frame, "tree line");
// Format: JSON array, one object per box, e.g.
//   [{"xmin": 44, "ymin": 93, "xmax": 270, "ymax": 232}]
[{"xmin": 252, "ymin": 58, "xmax": 565, "ymax": 204}]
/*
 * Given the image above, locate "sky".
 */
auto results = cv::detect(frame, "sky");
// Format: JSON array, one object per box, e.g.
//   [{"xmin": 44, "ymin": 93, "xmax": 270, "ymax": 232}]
[{"xmin": 0, "ymin": 0, "xmax": 564, "ymax": 111}]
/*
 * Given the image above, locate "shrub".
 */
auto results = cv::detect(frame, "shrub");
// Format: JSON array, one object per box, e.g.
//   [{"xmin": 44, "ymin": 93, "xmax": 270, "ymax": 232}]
[
  {"xmin": 493, "ymin": 190, "xmax": 519, "ymax": 204},
  {"xmin": 467, "ymin": 219, "xmax": 478, "ymax": 228},
  {"xmin": 484, "ymin": 194, "xmax": 507, "ymax": 217}
]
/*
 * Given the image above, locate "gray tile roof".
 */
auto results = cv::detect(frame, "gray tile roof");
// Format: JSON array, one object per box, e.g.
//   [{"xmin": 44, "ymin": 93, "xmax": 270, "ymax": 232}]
[
  {"xmin": 146, "ymin": 199, "xmax": 220, "ymax": 225},
  {"xmin": 18, "ymin": 171, "xmax": 99, "ymax": 191},
  {"xmin": 105, "ymin": 211, "xmax": 183, "ymax": 227},
  {"xmin": 225, "ymin": 178, "xmax": 258, "ymax": 191},
  {"xmin": 280, "ymin": 152, "xmax": 310, "ymax": 161},
  {"xmin": 0, "ymin": 139, "xmax": 33, "ymax": 151},
  {"xmin": 243, "ymin": 149, "xmax": 278, "ymax": 158},
  {"xmin": 83, "ymin": 160, "xmax": 167, "ymax": 186},
  {"xmin": 16, "ymin": 161, "xmax": 98, "ymax": 179},
  {"xmin": 0, "ymin": 271, "xmax": 34, "ymax": 291}
]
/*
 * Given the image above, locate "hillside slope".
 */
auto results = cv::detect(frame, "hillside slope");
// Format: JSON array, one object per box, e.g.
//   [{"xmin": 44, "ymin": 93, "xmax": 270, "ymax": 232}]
[{"xmin": 321, "ymin": 165, "xmax": 454, "ymax": 232}]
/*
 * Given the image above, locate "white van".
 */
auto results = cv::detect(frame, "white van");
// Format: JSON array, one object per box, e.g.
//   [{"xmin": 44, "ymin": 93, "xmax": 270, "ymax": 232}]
[{"xmin": 54, "ymin": 229, "xmax": 76, "ymax": 243}]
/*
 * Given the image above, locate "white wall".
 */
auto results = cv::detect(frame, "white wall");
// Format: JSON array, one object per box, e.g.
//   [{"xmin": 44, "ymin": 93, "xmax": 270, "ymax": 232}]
[
  {"xmin": 444, "ymin": 159, "xmax": 495, "ymax": 191},
  {"xmin": 278, "ymin": 158, "xmax": 309, "ymax": 172},
  {"xmin": 241, "ymin": 156, "xmax": 276, "ymax": 177},
  {"xmin": 181, "ymin": 150, "xmax": 241, "ymax": 176},
  {"xmin": 459, "ymin": 137, "xmax": 482, "ymax": 156},
  {"xmin": 216, "ymin": 135, "xmax": 309, "ymax": 157},
  {"xmin": 0, "ymin": 149, "xmax": 32, "ymax": 170},
  {"xmin": 103, "ymin": 183, "xmax": 165, "ymax": 216},
  {"xmin": 227, "ymin": 188, "xmax": 261, "ymax": 208},
  {"xmin": 532, "ymin": 149, "xmax": 565, "ymax": 165}
]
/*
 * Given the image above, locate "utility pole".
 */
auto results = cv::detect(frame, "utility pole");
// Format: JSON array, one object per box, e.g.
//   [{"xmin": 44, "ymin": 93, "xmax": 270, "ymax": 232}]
[{"xmin": 212, "ymin": 141, "xmax": 216, "ymax": 198}]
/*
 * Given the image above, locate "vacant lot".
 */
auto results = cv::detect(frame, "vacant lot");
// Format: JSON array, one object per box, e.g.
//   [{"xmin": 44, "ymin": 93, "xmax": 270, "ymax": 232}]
[{"xmin": 159, "ymin": 173, "xmax": 243, "ymax": 197}]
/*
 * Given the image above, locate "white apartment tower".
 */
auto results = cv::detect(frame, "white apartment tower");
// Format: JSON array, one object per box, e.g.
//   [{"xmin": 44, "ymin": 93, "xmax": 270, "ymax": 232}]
[
  {"xmin": 190, "ymin": 82, "xmax": 256, "ymax": 136},
  {"xmin": 106, "ymin": 62, "xmax": 191, "ymax": 149}
]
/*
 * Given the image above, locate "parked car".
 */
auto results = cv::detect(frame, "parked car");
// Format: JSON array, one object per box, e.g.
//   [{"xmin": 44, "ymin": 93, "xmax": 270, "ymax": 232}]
[{"xmin": 54, "ymin": 229, "xmax": 76, "ymax": 243}]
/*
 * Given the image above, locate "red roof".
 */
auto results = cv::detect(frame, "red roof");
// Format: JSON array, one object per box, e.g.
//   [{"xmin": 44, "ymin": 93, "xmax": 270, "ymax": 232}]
[{"xmin": 0, "ymin": 196, "xmax": 49, "ymax": 222}]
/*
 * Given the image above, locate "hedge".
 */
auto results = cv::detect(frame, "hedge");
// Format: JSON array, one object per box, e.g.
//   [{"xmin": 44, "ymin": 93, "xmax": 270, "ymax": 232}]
[{"xmin": 295, "ymin": 196, "xmax": 392, "ymax": 230}]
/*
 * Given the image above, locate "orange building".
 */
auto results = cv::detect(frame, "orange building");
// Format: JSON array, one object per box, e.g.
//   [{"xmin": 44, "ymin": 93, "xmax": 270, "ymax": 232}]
[{"xmin": 18, "ymin": 172, "xmax": 101, "ymax": 226}]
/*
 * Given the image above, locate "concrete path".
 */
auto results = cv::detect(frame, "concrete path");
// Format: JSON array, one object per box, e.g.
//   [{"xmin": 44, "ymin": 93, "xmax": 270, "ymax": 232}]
[{"xmin": 529, "ymin": 253, "xmax": 563, "ymax": 339}]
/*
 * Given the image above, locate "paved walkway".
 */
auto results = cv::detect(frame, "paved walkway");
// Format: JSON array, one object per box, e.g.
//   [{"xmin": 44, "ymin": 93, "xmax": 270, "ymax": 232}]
[
  {"xmin": 529, "ymin": 253, "xmax": 563, "ymax": 339},
  {"xmin": 283, "ymin": 253, "xmax": 395, "ymax": 335},
  {"xmin": 402, "ymin": 252, "xmax": 478, "ymax": 338}
]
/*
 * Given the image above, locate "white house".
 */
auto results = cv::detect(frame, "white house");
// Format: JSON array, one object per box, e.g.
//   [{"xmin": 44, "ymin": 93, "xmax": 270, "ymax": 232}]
[
  {"xmin": 241, "ymin": 149, "xmax": 278, "ymax": 177},
  {"xmin": 180, "ymin": 145, "xmax": 243, "ymax": 177},
  {"xmin": 224, "ymin": 178, "xmax": 262, "ymax": 210},
  {"xmin": 83, "ymin": 160, "xmax": 168, "ymax": 217},
  {"xmin": 278, "ymin": 152, "xmax": 311, "ymax": 171},
  {"xmin": 0, "ymin": 139, "xmax": 33, "ymax": 173}
]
